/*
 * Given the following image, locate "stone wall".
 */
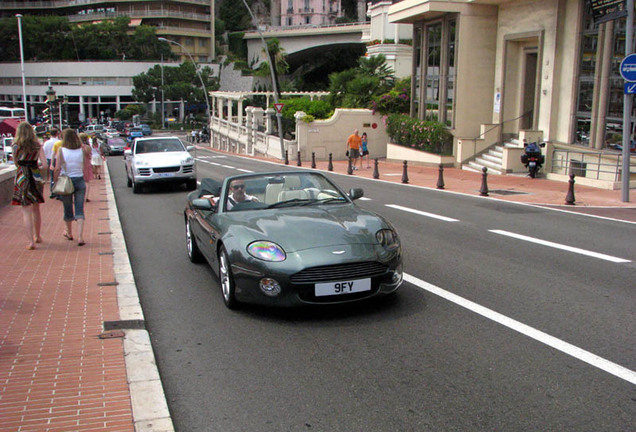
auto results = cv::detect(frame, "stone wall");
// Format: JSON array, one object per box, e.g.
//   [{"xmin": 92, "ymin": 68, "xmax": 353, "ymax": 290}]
[{"xmin": 0, "ymin": 164, "xmax": 16, "ymax": 207}]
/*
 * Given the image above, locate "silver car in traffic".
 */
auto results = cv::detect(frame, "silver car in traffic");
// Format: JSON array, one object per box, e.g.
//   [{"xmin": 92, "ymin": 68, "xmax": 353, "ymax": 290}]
[{"xmin": 124, "ymin": 136, "xmax": 197, "ymax": 193}]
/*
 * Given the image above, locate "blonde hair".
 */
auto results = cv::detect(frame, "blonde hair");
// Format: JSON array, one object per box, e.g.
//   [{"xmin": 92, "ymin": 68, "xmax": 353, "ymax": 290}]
[
  {"xmin": 61, "ymin": 128, "xmax": 82, "ymax": 150},
  {"xmin": 14, "ymin": 121, "xmax": 40, "ymax": 158},
  {"xmin": 78, "ymin": 132, "xmax": 89, "ymax": 144}
]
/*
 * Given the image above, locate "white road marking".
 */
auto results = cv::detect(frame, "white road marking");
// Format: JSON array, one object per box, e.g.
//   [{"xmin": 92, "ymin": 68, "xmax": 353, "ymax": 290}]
[
  {"xmin": 490, "ymin": 230, "xmax": 631, "ymax": 263},
  {"xmin": 404, "ymin": 273, "xmax": 636, "ymax": 385},
  {"xmin": 386, "ymin": 204, "xmax": 459, "ymax": 222},
  {"xmin": 236, "ymin": 168, "xmax": 253, "ymax": 173},
  {"xmin": 221, "ymin": 165, "xmax": 235, "ymax": 169}
]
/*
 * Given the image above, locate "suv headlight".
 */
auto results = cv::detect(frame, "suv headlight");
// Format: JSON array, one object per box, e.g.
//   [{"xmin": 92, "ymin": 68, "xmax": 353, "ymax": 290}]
[
  {"xmin": 135, "ymin": 159, "xmax": 149, "ymax": 167},
  {"xmin": 376, "ymin": 229, "xmax": 400, "ymax": 250},
  {"xmin": 182, "ymin": 156, "xmax": 194, "ymax": 164}
]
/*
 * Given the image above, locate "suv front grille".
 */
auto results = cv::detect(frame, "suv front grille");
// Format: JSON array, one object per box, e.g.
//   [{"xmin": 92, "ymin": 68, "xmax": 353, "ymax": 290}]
[{"xmin": 153, "ymin": 166, "xmax": 180, "ymax": 173}]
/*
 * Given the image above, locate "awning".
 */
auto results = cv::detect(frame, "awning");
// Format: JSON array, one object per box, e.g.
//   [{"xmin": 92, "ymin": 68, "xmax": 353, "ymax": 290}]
[{"xmin": 130, "ymin": 18, "xmax": 142, "ymax": 26}]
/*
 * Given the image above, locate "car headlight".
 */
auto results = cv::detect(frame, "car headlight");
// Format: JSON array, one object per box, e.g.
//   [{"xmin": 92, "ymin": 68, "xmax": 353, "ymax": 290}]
[
  {"xmin": 247, "ymin": 241, "xmax": 286, "ymax": 262},
  {"xmin": 376, "ymin": 229, "xmax": 400, "ymax": 250},
  {"xmin": 134, "ymin": 159, "xmax": 149, "ymax": 167},
  {"xmin": 182, "ymin": 156, "xmax": 194, "ymax": 164}
]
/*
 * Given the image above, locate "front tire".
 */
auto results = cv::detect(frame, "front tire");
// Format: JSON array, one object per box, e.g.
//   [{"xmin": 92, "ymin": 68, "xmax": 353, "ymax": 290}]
[
  {"xmin": 219, "ymin": 246, "xmax": 238, "ymax": 309},
  {"xmin": 186, "ymin": 219, "xmax": 204, "ymax": 263},
  {"xmin": 132, "ymin": 177, "xmax": 141, "ymax": 193}
]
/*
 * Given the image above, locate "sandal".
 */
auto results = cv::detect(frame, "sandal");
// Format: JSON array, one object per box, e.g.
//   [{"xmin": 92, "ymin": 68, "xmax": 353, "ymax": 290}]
[
  {"xmin": 63, "ymin": 232, "xmax": 73, "ymax": 241},
  {"xmin": 77, "ymin": 241, "xmax": 86, "ymax": 247}
]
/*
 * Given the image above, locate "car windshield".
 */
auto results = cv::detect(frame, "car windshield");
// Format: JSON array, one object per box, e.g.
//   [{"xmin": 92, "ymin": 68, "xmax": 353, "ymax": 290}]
[
  {"xmin": 135, "ymin": 138, "xmax": 185, "ymax": 154},
  {"xmin": 224, "ymin": 172, "xmax": 348, "ymax": 212}
]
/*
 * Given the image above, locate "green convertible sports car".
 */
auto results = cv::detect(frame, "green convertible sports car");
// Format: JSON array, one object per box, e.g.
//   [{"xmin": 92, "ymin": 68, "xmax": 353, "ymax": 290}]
[{"xmin": 184, "ymin": 171, "xmax": 403, "ymax": 308}]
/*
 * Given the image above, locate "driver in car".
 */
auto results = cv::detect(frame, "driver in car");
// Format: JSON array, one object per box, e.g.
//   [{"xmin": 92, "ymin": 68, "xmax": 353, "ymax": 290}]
[{"xmin": 226, "ymin": 179, "xmax": 258, "ymax": 210}]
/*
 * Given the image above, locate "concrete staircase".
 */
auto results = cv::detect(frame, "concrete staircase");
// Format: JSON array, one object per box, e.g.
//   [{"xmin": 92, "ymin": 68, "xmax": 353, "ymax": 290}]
[{"xmin": 462, "ymin": 139, "xmax": 522, "ymax": 175}]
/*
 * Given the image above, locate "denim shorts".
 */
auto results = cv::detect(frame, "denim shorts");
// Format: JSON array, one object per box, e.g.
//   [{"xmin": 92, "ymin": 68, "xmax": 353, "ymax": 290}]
[{"xmin": 61, "ymin": 176, "xmax": 86, "ymax": 221}]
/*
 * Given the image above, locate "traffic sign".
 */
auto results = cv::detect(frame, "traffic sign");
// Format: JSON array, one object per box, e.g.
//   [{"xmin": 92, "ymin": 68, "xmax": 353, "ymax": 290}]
[
  {"xmin": 274, "ymin": 103, "xmax": 284, "ymax": 113},
  {"xmin": 620, "ymin": 53, "xmax": 636, "ymax": 81},
  {"xmin": 625, "ymin": 83, "xmax": 636, "ymax": 94}
]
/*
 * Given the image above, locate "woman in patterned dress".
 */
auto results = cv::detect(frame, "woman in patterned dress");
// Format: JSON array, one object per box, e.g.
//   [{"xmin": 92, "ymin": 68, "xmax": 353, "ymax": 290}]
[{"xmin": 11, "ymin": 121, "xmax": 47, "ymax": 250}]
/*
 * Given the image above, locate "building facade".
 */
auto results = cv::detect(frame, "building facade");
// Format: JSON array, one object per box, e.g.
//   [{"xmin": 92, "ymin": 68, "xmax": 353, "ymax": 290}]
[
  {"xmin": 0, "ymin": 61, "xmax": 219, "ymax": 124},
  {"xmin": 0, "ymin": 0, "xmax": 215, "ymax": 62},
  {"xmin": 388, "ymin": 0, "xmax": 634, "ymax": 154},
  {"xmin": 280, "ymin": 0, "xmax": 343, "ymax": 26}
]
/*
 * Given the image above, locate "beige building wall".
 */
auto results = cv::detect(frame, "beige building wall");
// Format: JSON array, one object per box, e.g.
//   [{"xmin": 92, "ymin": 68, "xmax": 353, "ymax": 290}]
[{"xmin": 453, "ymin": 5, "xmax": 499, "ymax": 140}]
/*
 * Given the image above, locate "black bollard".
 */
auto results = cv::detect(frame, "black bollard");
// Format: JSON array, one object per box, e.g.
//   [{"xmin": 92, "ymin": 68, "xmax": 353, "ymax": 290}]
[
  {"xmin": 565, "ymin": 173, "xmax": 576, "ymax": 205},
  {"xmin": 311, "ymin": 152, "xmax": 316, "ymax": 169},
  {"xmin": 347, "ymin": 157, "xmax": 354, "ymax": 175},
  {"xmin": 479, "ymin": 167, "xmax": 489, "ymax": 196},
  {"xmin": 297, "ymin": 150, "xmax": 302, "ymax": 167},
  {"xmin": 436, "ymin": 164, "xmax": 445, "ymax": 189},
  {"xmin": 328, "ymin": 153, "xmax": 333, "ymax": 171},
  {"xmin": 373, "ymin": 158, "xmax": 380, "ymax": 179},
  {"xmin": 401, "ymin": 160, "xmax": 409, "ymax": 184},
  {"xmin": 284, "ymin": 150, "xmax": 289, "ymax": 165}
]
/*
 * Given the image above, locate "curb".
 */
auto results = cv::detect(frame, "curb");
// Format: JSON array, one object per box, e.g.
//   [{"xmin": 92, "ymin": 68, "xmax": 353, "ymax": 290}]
[{"xmin": 104, "ymin": 161, "xmax": 175, "ymax": 432}]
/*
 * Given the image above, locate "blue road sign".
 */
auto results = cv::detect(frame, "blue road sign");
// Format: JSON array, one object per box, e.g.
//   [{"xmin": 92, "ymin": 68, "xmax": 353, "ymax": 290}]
[
  {"xmin": 625, "ymin": 83, "xmax": 636, "ymax": 94},
  {"xmin": 620, "ymin": 53, "xmax": 636, "ymax": 82}
]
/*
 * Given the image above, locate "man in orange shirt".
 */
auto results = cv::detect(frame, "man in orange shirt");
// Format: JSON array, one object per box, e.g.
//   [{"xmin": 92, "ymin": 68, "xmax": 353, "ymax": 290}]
[{"xmin": 346, "ymin": 129, "xmax": 362, "ymax": 170}]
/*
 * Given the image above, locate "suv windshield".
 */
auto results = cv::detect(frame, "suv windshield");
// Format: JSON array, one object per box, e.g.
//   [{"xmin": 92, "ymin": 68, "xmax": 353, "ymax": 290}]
[{"xmin": 135, "ymin": 139, "xmax": 185, "ymax": 154}]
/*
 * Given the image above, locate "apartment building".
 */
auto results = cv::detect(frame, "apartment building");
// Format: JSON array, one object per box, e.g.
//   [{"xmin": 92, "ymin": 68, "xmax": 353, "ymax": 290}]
[
  {"xmin": 280, "ymin": 0, "xmax": 343, "ymax": 26},
  {"xmin": 0, "ymin": 0, "xmax": 215, "ymax": 62}
]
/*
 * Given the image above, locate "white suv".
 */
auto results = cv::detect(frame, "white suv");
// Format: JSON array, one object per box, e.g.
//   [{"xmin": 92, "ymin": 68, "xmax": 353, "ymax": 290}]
[{"xmin": 124, "ymin": 136, "xmax": 197, "ymax": 193}]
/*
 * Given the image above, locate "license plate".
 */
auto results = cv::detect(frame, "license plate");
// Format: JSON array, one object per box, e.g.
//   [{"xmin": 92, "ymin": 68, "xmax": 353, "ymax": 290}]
[
  {"xmin": 157, "ymin": 172, "xmax": 174, "ymax": 177},
  {"xmin": 315, "ymin": 279, "xmax": 371, "ymax": 296},
  {"xmin": 529, "ymin": 161, "xmax": 536, "ymax": 167}
]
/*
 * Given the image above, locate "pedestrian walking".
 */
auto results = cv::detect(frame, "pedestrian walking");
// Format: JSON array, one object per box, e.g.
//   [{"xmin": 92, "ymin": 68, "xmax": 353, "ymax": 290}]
[
  {"xmin": 191, "ymin": 129, "xmax": 197, "ymax": 143},
  {"xmin": 346, "ymin": 129, "xmax": 362, "ymax": 170},
  {"xmin": 360, "ymin": 132, "xmax": 370, "ymax": 168},
  {"xmin": 53, "ymin": 128, "xmax": 87, "ymax": 246},
  {"xmin": 42, "ymin": 127, "xmax": 60, "ymax": 197},
  {"xmin": 79, "ymin": 133, "xmax": 94, "ymax": 202},
  {"xmin": 90, "ymin": 137, "xmax": 104, "ymax": 179},
  {"xmin": 11, "ymin": 121, "xmax": 48, "ymax": 250}
]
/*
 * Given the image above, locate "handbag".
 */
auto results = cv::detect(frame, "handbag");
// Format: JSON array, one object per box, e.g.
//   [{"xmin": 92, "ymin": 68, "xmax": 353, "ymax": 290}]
[
  {"xmin": 52, "ymin": 149, "xmax": 74, "ymax": 195},
  {"xmin": 52, "ymin": 175, "xmax": 74, "ymax": 195}
]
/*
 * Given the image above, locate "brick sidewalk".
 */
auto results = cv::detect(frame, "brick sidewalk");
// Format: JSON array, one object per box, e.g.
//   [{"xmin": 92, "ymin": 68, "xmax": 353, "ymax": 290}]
[{"xmin": 0, "ymin": 174, "xmax": 134, "ymax": 431}]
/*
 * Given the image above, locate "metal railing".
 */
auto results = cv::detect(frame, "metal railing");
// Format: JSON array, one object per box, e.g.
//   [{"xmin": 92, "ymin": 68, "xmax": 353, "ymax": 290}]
[{"xmin": 550, "ymin": 148, "xmax": 628, "ymax": 182}]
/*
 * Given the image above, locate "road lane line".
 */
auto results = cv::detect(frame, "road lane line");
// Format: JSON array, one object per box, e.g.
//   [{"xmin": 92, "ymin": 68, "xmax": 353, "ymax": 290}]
[
  {"xmin": 386, "ymin": 204, "xmax": 459, "ymax": 222},
  {"xmin": 236, "ymin": 168, "xmax": 253, "ymax": 173},
  {"xmin": 404, "ymin": 273, "xmax": 636, "ymax": 385},
  {"xmin": 490, "ymin": 230, "xmax": 631, "ymax": 263}
]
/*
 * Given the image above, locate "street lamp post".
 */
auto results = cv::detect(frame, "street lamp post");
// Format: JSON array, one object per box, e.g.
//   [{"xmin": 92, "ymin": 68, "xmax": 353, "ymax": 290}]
[
  {"xmin": 158, "ymin": 37, "xmax": 210, "ymax": 117},
  {"xmin": 45, "ymin": 83, "xmax": 56, "ymax": 128},
  {"xmin": 16, "ymin": 14, "xmax": 28, "ymax": 120},
  {"xmin": 240, "ymin": 0, "xmax": 285, "ymax": 160}
]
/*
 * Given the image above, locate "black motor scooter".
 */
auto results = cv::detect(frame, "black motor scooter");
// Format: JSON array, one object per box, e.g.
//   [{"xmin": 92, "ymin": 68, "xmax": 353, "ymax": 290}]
[{"xmin": 521, "ymin": 141, "xmax": 545, "ymax": 178}]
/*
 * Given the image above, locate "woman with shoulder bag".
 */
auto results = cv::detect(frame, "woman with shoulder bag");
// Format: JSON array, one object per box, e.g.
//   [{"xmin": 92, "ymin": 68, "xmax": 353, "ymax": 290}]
[{"xmin": 53, "ymin": 128, "xmax": 87, "ymax": 246}]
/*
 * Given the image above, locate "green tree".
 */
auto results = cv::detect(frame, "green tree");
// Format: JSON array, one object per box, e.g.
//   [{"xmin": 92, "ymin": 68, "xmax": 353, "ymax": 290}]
[
  {"xmin": 132, "ymin": 63, "xmax": 218, "ymax": 110},
  {"xmin": 328, "ymin": 54, "xmax": 394, "ymax": 109}
]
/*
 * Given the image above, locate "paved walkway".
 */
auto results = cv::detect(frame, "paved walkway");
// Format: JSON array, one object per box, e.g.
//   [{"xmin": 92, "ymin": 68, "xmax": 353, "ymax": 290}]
[
  {"xmin": 0, "ymin": 163, "xmax": 173, "ymax": 432},
  {"xmin": 0, "ymin": 150, "xmax": 634, "ymax": 431}
]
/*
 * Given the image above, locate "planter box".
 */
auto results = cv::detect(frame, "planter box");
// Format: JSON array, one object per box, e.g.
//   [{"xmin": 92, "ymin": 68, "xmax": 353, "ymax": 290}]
[{"xmin": 386, "ymin": 143, "xmax": 455, "ymax": 167}]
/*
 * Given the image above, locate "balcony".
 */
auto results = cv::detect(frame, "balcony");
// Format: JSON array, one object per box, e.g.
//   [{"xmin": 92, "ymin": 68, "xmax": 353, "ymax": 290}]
[
  {"xmin": 66, "ymin": 10, "xmax": 211, "ymax": 23},
  {"xmin": 0, "ymin": 0, "xmax": 212, "ymax": 9}
]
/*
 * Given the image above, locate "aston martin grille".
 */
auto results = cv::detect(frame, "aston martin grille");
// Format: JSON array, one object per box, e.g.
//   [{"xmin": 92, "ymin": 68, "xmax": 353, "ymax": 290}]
[{"xmin": 290, "ymin": 261, "xmax": 388, "ymax": 284}]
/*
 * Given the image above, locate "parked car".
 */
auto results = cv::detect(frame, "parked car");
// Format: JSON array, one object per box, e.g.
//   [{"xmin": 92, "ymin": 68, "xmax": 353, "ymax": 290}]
[
  {"xmin": 84, "ymin": 124, "xmax": 104, "ymax": 136},
  {"xmin": 124, "ymin": 136, "xmax": 196, "ymax": 193},
  {"xmin": 184, "ymin": 171, "xmax": 403, "ymax": 309},
  {"xmin": 102, "ymin": 137, "xmax": 126, "ymax": 156},
  {"xmin": 1, "ymin": 136, "xmax": 14, "ymax": 161},
  {"xmin": 140, "ymin": 124, "xmax": 153, "ymax": 136},
  {"xmin": 126, "ymin": 127, "xmax": 144, "ymax": 143}
]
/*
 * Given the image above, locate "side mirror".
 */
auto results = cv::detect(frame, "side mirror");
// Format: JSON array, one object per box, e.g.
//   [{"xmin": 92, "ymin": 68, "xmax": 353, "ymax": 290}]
[
  {"xmin": 349, "ymin": 188, "xmax": 364, "ymax": 200},
  {"xmin": 187, "ymin": 146, "xmax": 195, "ymax": 152},
  {"xmin": 124, "ymin": 149, "xmax": 132, "ymax": 157}
]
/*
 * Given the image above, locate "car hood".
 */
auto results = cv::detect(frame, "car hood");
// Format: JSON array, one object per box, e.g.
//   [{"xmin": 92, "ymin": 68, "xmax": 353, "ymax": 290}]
[
  {"xmin": 220, "ymin": 205, "xmax": 390, "ymax": 253},
  {"xmin": 134, "ymin": 151, "xmax": 191, "ymax": 165}
]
